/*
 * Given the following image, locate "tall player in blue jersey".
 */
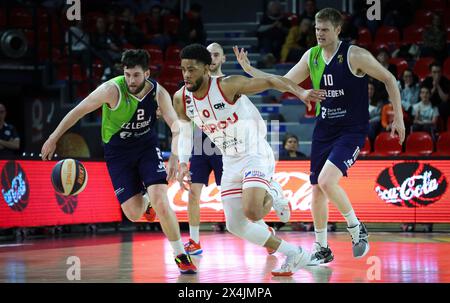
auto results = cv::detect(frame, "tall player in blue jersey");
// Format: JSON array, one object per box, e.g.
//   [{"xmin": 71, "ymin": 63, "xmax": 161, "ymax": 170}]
[
  {"xmin": 41, "ymin": 49, "xmax": 197, "ymax": 274},
  {"xmin": 235, "ymin": 8, "xmax": 405, "ymax": 264}
]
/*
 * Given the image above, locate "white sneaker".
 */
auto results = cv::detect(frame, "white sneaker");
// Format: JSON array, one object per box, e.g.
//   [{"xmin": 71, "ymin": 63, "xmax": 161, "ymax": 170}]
[
  {"xmin": 271, "ymin": 247, "xmax": 311, "ymax": 276},
  {"xmin": 269, "ymin": 180, "xmax": 291, "ymax": 223}
]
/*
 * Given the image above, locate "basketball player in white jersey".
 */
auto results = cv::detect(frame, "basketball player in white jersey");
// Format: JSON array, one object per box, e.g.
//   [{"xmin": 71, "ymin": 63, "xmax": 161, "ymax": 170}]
[
  {"xmin": 173, "ymin": 44, "xmax": 326, "ymax": 276},
  {"xmin": 184, "ymin": 42, "xmax": 226, "ymax": 255}
]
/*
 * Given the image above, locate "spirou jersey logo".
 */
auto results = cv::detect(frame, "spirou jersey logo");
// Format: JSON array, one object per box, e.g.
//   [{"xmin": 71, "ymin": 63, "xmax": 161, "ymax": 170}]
[
  {"xmin": 201, "ymin": 112, "xmax": 239, "ymax": 133},
  {"xmin": 374, "ymin": 162, "xmax": 447, "ymax": 208}
]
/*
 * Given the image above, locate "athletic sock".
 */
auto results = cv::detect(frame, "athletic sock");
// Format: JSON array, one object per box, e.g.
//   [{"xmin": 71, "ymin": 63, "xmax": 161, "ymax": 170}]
[
  {"xmin": 276, "ymin": 240, "xmax": 298, "ymax": 256},
  {"xmin": 189, "ymin": 225, "xmax": 200, "ymax": 243},
  {"xmin": 253, "ymin": 220, "xmax": 269, "ymax": 229},
  {"xmin": 314, "ymin": 228, "xmax": 327, "ymax": 248},
  {"xmin": 343, "ymin": 209, "xmax": 360, "ymax": 227},
  {"xmin": 170, "ymin": 239, "xmax": 186, "ymax": 256}
]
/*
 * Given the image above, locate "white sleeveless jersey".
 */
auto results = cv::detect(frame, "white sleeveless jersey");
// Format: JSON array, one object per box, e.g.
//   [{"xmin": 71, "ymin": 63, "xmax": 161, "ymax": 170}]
[{"xmin": 183, "ymin": 77, "xmax": 270, "ymax": 157}]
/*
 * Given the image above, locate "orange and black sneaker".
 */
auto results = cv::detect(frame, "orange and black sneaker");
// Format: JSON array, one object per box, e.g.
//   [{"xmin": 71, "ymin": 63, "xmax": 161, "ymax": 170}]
[
  {"xmin": 175, "ymin": 253, "xmax": 197, "ymax": 274},
  {"xmin": 266, "ymin": 226, "xmax": 276, "ymax": 255},
  {"xmin": 143, "ymin": 205, "xmax": 156, "ymax": 222},
  {"xmin": 184, "ymin": 238, "xmax": 203, "ymax": 255}
]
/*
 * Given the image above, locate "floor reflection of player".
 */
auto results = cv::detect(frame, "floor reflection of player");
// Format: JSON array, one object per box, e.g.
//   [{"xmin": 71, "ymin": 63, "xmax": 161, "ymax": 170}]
[{"xmin": 41, "ymin": 49, "xmax": 197, "ymax": 274}]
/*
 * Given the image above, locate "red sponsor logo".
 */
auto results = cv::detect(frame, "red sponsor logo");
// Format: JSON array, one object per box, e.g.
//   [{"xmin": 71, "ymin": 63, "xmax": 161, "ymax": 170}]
[{"xmin": 200, "ymin": 112, "xmax": 239, "ymax": 133}]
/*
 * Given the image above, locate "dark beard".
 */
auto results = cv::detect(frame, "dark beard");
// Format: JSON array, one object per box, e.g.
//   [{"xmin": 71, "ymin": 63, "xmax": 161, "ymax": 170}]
[
  {"xmin": 127, "ymin": 81, "xmax": 146, "ymax": 95},
  {"xmin": 186, "ymin": 77, "xmax": 204, "ymax": 92}
]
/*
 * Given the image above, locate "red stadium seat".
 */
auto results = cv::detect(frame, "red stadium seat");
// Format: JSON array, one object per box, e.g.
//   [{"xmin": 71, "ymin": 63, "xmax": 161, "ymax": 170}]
[
  {"xmin": 143, "ymin": 44, "xmax": 164, "ymax": 63},
  {"xmin": 161, "ymin": 80, "xmax": 181, "ymax": 96},
  {"xmin": 164, "ymin": 15, "xmax": 180, "ymax": 36},
  {"xmin": 432, "ymin": 132, "xmax": 450, "ymax": 156},
  {"xmin": 57, "ymin": 62, "xmax": 85, "ymax": 81},
  {"xmin": 374, "ymin": 26, "xmax": 400, "ymax": 51},
  {"xmin": 389, "ymin": 58, "xmax": 409, "ymax": 78},
  {"xmin": 413, "ymin": 57, "xmax": 435, "ymax": 81},
  {"xmin": 402, "ymin": 25, "xmax": 425, "ymax": 45},
  {"xmin": 443, "ymin": 57, "xmax": 450, "ymax": 79},
  {"xmin": 357, "ymin": 27, "xmax": 372, "ymax": 43},
  {"xmin": 160, "ymin": 61, "xmax": 182, "ymax": 79},
  {"xmin": 414, "ymin": 10, "xmax": 434, "ymax": 27},
  {"xmin": 402, "ymin": 132, "xmax": 434, "ymax": 156},
  {"xmin": 359, "ymin": 137, "xmax": 371, "ymax": 157},
  {"xmin": 371, "ymin": 132, "xmax": 402, "ymax": 156},
  {"xmin": 166, "ymin": 45, "xmax": 182, "ymax": 62},
  {"xmin": 427, "ymin": 0, "xmax": 446, "ymax": 12}
]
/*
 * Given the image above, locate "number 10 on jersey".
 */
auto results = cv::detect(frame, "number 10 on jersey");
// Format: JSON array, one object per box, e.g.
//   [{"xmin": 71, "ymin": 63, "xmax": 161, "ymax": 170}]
[{"xmin": 323, "ymin": 74, "xmax": 333, "ymax": 86}]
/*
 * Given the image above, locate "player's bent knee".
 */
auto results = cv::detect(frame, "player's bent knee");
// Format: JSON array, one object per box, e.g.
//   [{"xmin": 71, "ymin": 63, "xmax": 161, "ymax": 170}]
[{"xmin": 243, "ymin": 208, "xmax": 262, "ymax": 221}]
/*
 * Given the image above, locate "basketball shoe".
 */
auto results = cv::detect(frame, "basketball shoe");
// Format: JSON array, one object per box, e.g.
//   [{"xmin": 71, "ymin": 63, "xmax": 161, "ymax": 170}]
[
  {"xmin": 269, "ymin": 180, "xmax": 291, "ymax": 223},
  {"xmin": 308, "ymin": 242, "xmax": 334, "ymax": 265},
  {"xmin": 175, "ymin": 253, "xmax": 197, "ymax": 274},
  {"xmin": 143, "ymin": 193, "xmax": 156, "ymax": 222},
  {"xmin": 184, "ymin": 238, "xmax": 203, "ymax": 255},
  {"xmin": 347, "ymin": 221, "xmax": 370, "ymax": 258},
  {"xmin": 271, "ymin": 247, "xmax": 311, "ymax": 276}
]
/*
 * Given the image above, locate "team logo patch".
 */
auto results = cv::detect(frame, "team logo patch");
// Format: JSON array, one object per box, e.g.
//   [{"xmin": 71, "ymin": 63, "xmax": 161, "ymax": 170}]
[
  {"xmin": 244, "ymin": 170, "xmax": 266, "ymax": 179},
  {"xmin": 185, "ymin": 95, "xmax": 192, "ymax": 104},
  {"xmin": 337, "ymin": 54, "xmax": 344, "ymax": 64},
  {"xmin": 214, "ymin": 102, "xmax": 226, "ymax": 110}
]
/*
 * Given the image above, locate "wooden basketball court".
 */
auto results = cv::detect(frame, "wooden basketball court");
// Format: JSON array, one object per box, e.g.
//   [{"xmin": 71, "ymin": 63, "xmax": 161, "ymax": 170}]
[{"xmin": 1, "ymin": 230, "xmax": 449, "ymax": 283}]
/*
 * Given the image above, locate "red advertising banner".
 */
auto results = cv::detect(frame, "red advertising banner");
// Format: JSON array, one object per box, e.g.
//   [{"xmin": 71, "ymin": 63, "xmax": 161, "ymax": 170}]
[
  {"xmin": 164, "ymin": 160, "xmax": 450, "ymax": 224},
  {"xmin": 1, "ymin": 159, "xmax": 449, "ymax": 228},
  {"xmin": 0, "ymin": 160, "xmax": 122, "ymax": 228}
]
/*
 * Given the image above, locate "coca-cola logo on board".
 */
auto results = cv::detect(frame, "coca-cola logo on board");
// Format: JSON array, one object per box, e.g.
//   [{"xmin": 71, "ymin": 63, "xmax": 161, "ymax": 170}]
[{"xmin": 374, "ymin": 162, "xmax": 447, "ymax": 208}]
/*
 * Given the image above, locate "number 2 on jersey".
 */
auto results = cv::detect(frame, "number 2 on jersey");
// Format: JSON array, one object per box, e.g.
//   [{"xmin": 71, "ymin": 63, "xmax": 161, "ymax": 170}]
[
  {"xmin": 323, "ymin": 74, "xmax": 333, "ymax": 86},
  {"xmin": 137, "ymin": 109, "xmax": 145, "ymax": 121}
]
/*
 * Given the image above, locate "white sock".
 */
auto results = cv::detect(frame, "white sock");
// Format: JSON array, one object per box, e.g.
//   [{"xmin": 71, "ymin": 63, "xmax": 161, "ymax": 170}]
[
  {"xmin": 253, "ymin": 220, "xmax": 269, "ymax": 229},
  {"xmin": 169, "ymin": 239, "xmax": 186, "ymax": 256},
  {"xmin": 276, "ymin": 240, "xmax": 298, "ymax": 256},
  {"xmin": 314, "ymin": 228, "xmax": 327, "ymax": 248},
  {"xmin": 189, "ymin": 225, "xmax": 200, "ymax": 243},
  {"xmin": 343, "ymin": 209, "xmax": 360, "ymax": 227}
]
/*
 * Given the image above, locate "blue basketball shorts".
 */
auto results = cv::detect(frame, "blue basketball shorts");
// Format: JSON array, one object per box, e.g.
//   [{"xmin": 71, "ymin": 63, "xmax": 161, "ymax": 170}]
[
  {"xmin": 105, "ymin": 144, "xmax": 168, "ymax": 204},
  {"xmin": 190, "ymin": 154, "xmax": 223, "ymax": 186},
  {"xmin": 310, "ymin": 124, "xmax": 367, "ymax": 185}
]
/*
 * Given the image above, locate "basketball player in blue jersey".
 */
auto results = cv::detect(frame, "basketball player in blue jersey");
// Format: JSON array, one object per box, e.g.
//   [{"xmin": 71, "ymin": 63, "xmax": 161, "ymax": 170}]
[
  {"xmin": 184, "ymin": 42, "xmax": 225, "ymax": 255},
  {"xmin": 41, "ymin": 49, "xmax": 197, "ymax": 274},
  {"xmin": 235, "ymin": 8, "xmax": 405, "ymax": 264}
]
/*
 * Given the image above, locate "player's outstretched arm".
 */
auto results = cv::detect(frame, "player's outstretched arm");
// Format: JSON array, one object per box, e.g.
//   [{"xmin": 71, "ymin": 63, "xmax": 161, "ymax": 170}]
[
  {"xmin": 233, "ymin": 46, "xmax": 311, "ymax": 85},
  {"xmin": 220, "ymin": 74, "xmax": 325, "ymax": 110},
  {"xmin": 350, "ymin": 46, "xmax": 405, "ymax": 144},
  {"xmin": 172, "ymin": 88, "xmax": 193, "ymax": 190},
  {"xmin": 41, "ymin": 82, "xmax": 117, "ymax": 160}
]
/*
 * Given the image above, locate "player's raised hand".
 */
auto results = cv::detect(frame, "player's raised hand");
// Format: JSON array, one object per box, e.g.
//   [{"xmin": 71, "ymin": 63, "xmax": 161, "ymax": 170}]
[
  {"xmin": 293, "ymin": 89, "xmax": 326, "ymax": 111},
  {"xmin": 233, "ymin": 46, "xmax": 251, "ymax": 71},
  {"xmin": 41, "ymin": 137, "xmax": 57, "ymax": 161},
  {"xmin": 177, "ymin": 162, "xmax": 192, "ymax": 191},
  {"xmin": 166, "ymin": 154, "xmax": 178, "ymax": 182},
  {"xmin": 391, "ymin": 117, "xmax": 406, "ymax": 145}
]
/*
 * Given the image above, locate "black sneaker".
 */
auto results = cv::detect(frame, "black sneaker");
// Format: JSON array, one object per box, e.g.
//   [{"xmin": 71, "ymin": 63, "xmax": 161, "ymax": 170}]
[
  {"xmin": 308, "ymin": 242, "xmax": 334, "ymax": 266},
  {"xmin": 347, "ymin": 222, "xmax": 370, "ymax": 258}
]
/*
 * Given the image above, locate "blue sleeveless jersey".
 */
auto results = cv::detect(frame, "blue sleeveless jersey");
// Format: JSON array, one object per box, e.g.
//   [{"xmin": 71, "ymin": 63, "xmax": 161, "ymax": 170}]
[
  {"xmin": 309, "ymin": 42, "xmax": 369, "ymax": 128},
  {"xmin": 103, "ymin": 78, "xmax": 159, "ymax": 150}
]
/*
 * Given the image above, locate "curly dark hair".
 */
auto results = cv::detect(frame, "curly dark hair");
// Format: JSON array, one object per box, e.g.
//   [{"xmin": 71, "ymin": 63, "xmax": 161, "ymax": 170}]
[{"xmin": 180, "ymin": 43, "xmax": 212, "ymax": 65}]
